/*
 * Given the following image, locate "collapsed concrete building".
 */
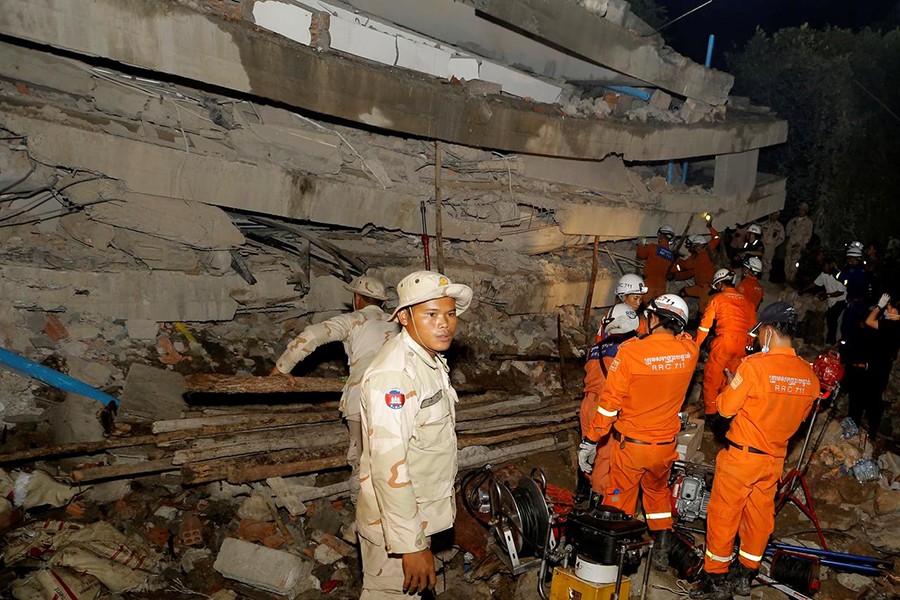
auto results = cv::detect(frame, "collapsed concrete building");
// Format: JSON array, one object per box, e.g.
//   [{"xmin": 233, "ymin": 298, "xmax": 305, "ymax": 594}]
[
  {"xmin": 0, "ymin": 0, "xmax": 787, "ymax": 408},
  {"xmin": 9, "ymin": 2, "xmax": 872, "ymax": 598}
]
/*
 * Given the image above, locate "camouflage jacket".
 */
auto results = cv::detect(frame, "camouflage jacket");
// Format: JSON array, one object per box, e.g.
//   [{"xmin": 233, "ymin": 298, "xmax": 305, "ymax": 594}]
[
  {"xmin": 356, "ymin": 329, "xmax": 459, "ymax": 554},
  {"xmin": 275, "ymin": 305, "xmax": 399, "ymax": 418}
]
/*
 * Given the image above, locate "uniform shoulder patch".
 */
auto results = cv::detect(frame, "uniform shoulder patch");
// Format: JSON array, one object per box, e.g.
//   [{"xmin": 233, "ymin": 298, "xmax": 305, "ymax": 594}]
[
  {"xmin": 730, "ymin": 372, "xmax": 743, "ymax": 390},
  {"xmin": 385, "ymin": 389, "xmax": 406, "ymax": 410},
  {"xmin": 609, "ymin": 357, "xmax": 621, "ymax": 372}
]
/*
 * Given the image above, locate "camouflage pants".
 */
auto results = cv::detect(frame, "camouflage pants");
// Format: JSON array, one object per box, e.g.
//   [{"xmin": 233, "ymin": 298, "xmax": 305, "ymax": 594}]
[
  {"xmin": 346, "ymin": 416, "xmax": 362, "ymax": 506},
  {"xmin": 359, "ymin": 533, "xmax": 431, "ymax": 599}
]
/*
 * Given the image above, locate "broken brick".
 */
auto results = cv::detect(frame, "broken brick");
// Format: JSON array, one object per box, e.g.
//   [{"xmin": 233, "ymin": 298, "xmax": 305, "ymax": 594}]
[
  {"xmin": 180, "ymin": 510, "xmax": 204, "ymax": 547},
  {"xmin": 44, "ymin": 313, "xmax": 69, "ymax": 341},
  {"xmin": 236, "ymin": 519, "xmax": 277, "ymax": 544}
]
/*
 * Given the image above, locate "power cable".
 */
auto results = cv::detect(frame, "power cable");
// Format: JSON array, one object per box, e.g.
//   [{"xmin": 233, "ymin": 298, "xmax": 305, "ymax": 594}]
[{"xmin": 644, "ymin": 0, "xmax": 718, "ymax": 37}]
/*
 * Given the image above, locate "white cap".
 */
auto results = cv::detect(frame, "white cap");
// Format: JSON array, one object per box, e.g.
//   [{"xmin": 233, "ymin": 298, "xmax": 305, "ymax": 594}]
[
  {"xmin": 688, "ymin": 234, "xmax": 708, "ymax": 246},
  {"xmin": 747, "ymin": 224, "xmax": 762, "ymax": 235},
  {"xmin": 390, "ymin": 271, "xmax": 474, "ymax": 320},
  {"xmin": 343, "ymin": 275, "xmax": 389, "ymax": 301}
]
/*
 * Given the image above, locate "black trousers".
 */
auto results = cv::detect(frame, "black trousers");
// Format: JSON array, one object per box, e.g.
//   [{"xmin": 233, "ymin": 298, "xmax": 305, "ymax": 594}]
[
  {"xmin": 825, "ymin": 300, "xmax": 846, "ymax": 345},
  {"xmin": 847, "ymin": 365, "xmax": 890, "ymax": 440}
]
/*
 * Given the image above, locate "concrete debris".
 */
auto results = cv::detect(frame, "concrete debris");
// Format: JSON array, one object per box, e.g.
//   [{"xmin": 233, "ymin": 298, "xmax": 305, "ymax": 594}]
[{"xmin": 213, "ymin": 537, "xmax": 315, "ymax": 597}]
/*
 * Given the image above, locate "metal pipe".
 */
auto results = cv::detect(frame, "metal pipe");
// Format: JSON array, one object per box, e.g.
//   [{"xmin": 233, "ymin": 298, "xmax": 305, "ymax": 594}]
[
  {"xmin": 610, "ymin": 544, "xmax": 627, "ymax": 600},
  {"xmin": 705, "ymin": 34, "xmax": 715, "ymax": 67},
  {"xmin": 536, "ymin": 511, "xmax": 554, "ymax": 600},
  {"xmin": 666, "ymin": 161, "xmax": 675, "ymax": 184},
  {"xmin": 606, "ymin": 85, "xmax": 652, "ymax": 102},
  {"xmin": 767, "ymin": 543, "xmax": 892, "ymax": 568},
  {"xmin": 639, "ymin": 539, "xmax": 654, "ymax": 600},
  {"xmin": 0, "ymin": 346, "xmax": 120, "ymax": 406},
  {"xmin": 681, "ymin": 160, "xmax": 689, "ymax": 184}
]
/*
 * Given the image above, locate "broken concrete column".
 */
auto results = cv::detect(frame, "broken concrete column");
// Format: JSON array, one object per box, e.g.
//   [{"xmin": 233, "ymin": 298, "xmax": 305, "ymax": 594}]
[
  {"xmin": 213, "ymin": 538, "xmax": 315, "ymax": 597},
  {"xmin": 713, "ymin": 149, "xmax": 760, "ymax": 204}
]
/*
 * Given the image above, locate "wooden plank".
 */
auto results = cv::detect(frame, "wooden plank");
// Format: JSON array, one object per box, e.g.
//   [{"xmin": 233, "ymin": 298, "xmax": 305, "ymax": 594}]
[
  {"xmin": 182, "ymin": 373, "xmax": 344, "ymax": 394},
  {"xmin": 71, "ymin": 458, "xmax": 176, "ymax": 482},
  {"xmin": 152, "ymin": 410, "xmax": 337, "ymax": 434}
]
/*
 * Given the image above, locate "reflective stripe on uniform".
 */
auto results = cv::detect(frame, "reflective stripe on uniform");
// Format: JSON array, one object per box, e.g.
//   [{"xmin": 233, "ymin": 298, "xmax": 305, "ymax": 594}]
[
  {"xmin": 698, "ymin": 326, "xmax": 710, "ymax": 332},
  {"xmin": 739, "ymin": 549, "xmax": 764, "ymax": 562},
  {"xmin": 705, "ymin": 549, "xmax": 733, "ymax": 563},
  {"xmin": 646, "ymin": 512, "xmax": 672, "ymax": 520},
  {"xmin": 596, "ymin": 406, "xmax": 618, "ymax": 417}
]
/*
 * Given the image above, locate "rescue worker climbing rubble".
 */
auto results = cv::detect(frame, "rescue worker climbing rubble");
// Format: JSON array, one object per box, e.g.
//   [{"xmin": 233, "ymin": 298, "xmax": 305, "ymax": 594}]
[
  {"xmin": 582, "ymin": 294, "xmax": 699, "ymax": 572},
  {"xmin": 697, "ymin": 269, "xmax": 757, "ymax": 425},
  {"xmin": 636, "ymin": 225, "xmax": 676, "ymax": 301},
  {"xmin": 356, "ymin": 270, "xmax": 472, "ymax": 599},
  {"xmin": 737, "ymin": 256, "xmax": 764, "ymax": 310},
  {"xmin": 578, "ymin": 302, "xmax": 642, "ymax": 499},
  {"xmin": 271, "ymin": 276, "xmax": 399, "ymax": 507},
  {"xmin": 673, "ymin": 226, "xmax": 720, "ymax": 312},
  {"xmin": 692, "ymin": 302, "xmax": 818, "ymax": 599}
]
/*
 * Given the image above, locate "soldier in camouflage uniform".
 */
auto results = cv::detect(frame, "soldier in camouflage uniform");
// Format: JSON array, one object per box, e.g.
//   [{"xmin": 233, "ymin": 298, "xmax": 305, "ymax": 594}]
[
  {"xmin": 272, "ymin": 275, "xmax": 399, "ymax": 505},
  {"xmin": 357, "ymin": 271, "xmax": 473, "ymax": 598}
]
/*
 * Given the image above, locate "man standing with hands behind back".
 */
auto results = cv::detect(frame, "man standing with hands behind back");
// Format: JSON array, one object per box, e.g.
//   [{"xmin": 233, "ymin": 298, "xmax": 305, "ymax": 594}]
[{"xmin": 356, "ymin": 271, "xmax": 473, "ymax": 599}]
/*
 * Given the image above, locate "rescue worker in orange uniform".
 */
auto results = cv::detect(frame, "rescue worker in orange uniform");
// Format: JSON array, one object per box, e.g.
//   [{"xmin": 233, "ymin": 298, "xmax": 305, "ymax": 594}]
[
  {"xmin": 674, "ymin": 226, "xmax": 721, "ymax": 312},
  {"xmin": 737, "ymin": 257, "xmax": 765, "ymax": 310},
  {"xmin": 578, "ymin": 303, "xmax": 642, "ymax": 499},
  {"xmin": 692, "ymin": 302, "xmax": 818, "ymax": 599},
  {"xmin": 697, "ymin": 269, "xmax": 757, "ymax": 422},
  {"xmin": 636, "ymin": 225, "xmax": 676, "ymax": 301},
  {"xmin": 580, "ymin": 294, "xmax": 699, "ymax": 571}
]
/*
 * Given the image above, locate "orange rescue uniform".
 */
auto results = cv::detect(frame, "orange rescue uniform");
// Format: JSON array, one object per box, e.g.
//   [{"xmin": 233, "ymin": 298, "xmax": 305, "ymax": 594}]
[
  {"xmin": 737, "ymin": 274, "xmax": 764, "ymax": 310},
  {"xmin": 579, "ymin": 351, "xmax": 614, "ymax": 494},
  {"xmin": 697, "ymin": 288, "xmax": 757, "ymax": 415},
  {"xmin": 585, "ymin": 332, "xmax": 699, "ymax": 531},
  {"xmin": 704, "ymin": 348, "xmax": 818, "ymax": 574},
  {"xmin": 637, "ymin": 241, "xmax": 674, "ymax": 301},
  {"xmin": 675, "ymin": 251, "xmax": 718, "ymax": 311}
]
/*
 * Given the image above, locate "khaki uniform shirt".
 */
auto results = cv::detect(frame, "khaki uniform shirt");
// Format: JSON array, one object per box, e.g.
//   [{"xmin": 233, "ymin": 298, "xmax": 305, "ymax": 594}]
[
  {"xmin": 275, "ymin": 305, "xmax": 399, "ymax": 418},
  {"xmin": 786, "ymin": 216, "xmax": 813, "ymax": 247},
  {"xmin": 356, "ymin": 330, "xmax": 458, "ymax": 554}
]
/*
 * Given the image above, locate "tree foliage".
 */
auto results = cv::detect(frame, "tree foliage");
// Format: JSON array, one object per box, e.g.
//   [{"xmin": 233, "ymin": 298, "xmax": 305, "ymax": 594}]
[
  {"xmin": 628, "ymin": 0, "xmax": 668, "ymax": 30},
  {"xmin": 727, "ymin": 26, "xmax": 900, "ymax": 249}
]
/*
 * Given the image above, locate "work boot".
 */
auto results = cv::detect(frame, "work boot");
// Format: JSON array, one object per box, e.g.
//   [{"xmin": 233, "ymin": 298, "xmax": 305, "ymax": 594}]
[
  {"xmin": 651, "ymin": 529, "xmax": 672, "ymax": 571},
  {"xmin": 727, "ymin": 562, "xmax": 758, "ymax": 597},
  {"xmin": 689, "ymin": 572, "xmax": 731, "ymax": 600}
]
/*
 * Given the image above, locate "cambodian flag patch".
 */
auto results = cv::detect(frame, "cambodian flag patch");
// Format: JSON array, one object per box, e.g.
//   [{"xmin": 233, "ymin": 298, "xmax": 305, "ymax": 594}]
[{"xmin": 385, "ymin": 389, "xmax": 406, "ymax": 410}]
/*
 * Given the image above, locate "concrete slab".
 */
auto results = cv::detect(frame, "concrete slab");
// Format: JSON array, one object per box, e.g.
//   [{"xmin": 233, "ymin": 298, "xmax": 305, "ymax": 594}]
[
  {"xmin": 471, "ymin": 0, "xmax": 735, "ymax": 105},
  {"xmin": 0, "ymin": 107, "xmax": 497, "ymax": 241},
  {"xmin": 120, "ymin": 364, "xmax": 187, "ymax": 422},
  {"xmin": 0, "ymin": 0, "xmax": 785, "ymax": 161}
]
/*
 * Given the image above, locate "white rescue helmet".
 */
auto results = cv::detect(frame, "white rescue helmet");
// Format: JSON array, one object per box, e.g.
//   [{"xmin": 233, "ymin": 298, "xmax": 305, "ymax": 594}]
[
  {"xmin": 846, "ymin": 246, "xmax": 863, "ymax": 258},
  {"xmin": 747, "ymin": 224, "xmax": 762, "ymax": 236},
  {"xmin": 658, "ymin": 224, "xmax": 676, "ymax": 239},
  {"xmin": 616, "ymin": 273, "xmax": 649, "ymax": 298},
  {"xmin": 687, "ymin": 234, "xmax": 708, "ymax": 247},
  {"xmin": 712, "ymin": 268, "xmax": 735, "ymax": 288},
  {"xmin": 743, "ymin": 257, "xmax": 763, "ymax": 275},
  {"xmin": 603, "ymin": 303, "xmax": 640, "ymax": 335},
  {"xmin": 646, "ymin": 294, "xmax": 689, "ymax": 332},
  {"xmin": 848, "ymin": 240, "xmax": 864, "ymax": 251}
]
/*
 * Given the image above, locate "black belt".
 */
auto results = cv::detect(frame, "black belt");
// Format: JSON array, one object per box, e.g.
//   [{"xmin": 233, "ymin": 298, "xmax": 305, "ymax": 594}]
[
  {"xmin": 612, "ymin": 429, "xmax": 675, "ymax": 447},
  {"xmin": 725, "ymin": 439, "xmax": 768, "ymax": 455}
]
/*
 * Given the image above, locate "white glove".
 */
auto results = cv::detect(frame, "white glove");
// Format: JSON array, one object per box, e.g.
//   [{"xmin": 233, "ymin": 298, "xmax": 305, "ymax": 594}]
[
  {"xmin": 638, "ymin": 237, "xmax": 646, "ymax": 246},
  {"xmin": 578, "ymin": 440, "xmax": 597, "ymax": 473},
  {"xmin": 878, "ymin": 293, "xmax": 891, "ymax": 309}
]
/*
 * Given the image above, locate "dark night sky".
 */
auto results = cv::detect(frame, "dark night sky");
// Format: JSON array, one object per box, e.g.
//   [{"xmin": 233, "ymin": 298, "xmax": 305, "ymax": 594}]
[{"xmin": 657, "ymin": 0, "xmax": 900, "ymax": 67}]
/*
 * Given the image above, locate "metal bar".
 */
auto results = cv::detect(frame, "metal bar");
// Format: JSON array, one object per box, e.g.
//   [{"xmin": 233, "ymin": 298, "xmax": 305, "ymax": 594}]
[{"xmin": 0, "ymin": 347, "xmax": 119, "ymax": 406}]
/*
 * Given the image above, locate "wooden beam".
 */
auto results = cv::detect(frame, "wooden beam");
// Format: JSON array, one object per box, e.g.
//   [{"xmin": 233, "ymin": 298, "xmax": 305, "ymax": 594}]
[{"xmin": 182, "ymin": 373, "xmax": 344, "ymax": 394}]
